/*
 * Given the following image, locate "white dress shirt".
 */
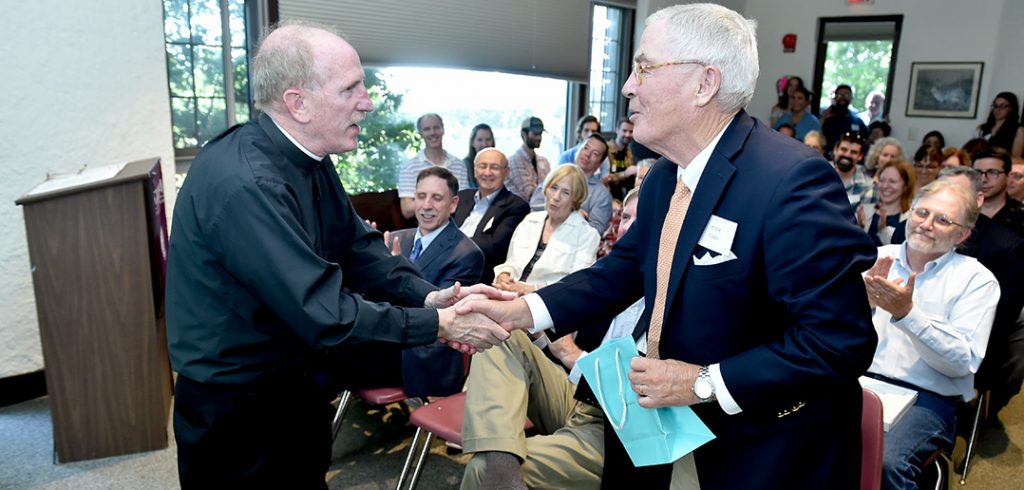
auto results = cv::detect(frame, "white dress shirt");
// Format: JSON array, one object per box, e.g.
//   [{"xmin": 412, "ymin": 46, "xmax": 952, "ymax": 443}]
[{"xmin": 866, "ymin": 244, "xmax": 999, "ymax": 401}]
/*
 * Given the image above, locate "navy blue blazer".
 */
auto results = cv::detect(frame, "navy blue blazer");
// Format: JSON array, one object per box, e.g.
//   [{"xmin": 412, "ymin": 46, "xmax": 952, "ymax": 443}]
[
  {"xmin": 392, "ymin": 219, "xmax": 484, "ymax": 397},
  {"xmin": 453, "ymin": 187, "xmax": 530, "ymax": 285},
  {"xmin": 538, "ymin": 111, "xmax": 878, "ymax": 489}
]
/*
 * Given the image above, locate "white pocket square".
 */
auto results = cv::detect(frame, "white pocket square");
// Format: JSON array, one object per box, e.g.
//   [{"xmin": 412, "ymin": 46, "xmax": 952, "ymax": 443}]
[{"xmin": 692, "ymin": 251, "xmax": 738, "ymax": 266}]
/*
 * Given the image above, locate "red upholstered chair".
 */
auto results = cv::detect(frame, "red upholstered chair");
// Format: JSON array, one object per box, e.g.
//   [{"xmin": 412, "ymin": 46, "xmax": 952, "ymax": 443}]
[
  {"xmin": 395, "ymin": 392, "xmax": 534, "ymax": 490},
  {"xmin": 331, "ymin": 387, "xmax": 409, "ymax": 442},
  {"xmin": 861, "ymin": 388, "xmax": 884, "ymax": 490}
]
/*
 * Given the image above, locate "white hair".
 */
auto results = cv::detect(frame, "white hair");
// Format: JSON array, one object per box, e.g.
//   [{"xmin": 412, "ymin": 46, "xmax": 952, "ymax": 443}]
[{"xmin": 647, "ymin": 3, "xmax": 759, "ymax": 113}]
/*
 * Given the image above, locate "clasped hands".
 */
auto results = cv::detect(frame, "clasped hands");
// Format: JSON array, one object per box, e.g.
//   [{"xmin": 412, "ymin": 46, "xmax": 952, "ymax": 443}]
[
  {"xmin": 863, "ymin": 256, "xmax": 915, "ymax": 320},
  {"xmin": 426, "ymin": 283, "xmax": 536, "ymax": 354}
]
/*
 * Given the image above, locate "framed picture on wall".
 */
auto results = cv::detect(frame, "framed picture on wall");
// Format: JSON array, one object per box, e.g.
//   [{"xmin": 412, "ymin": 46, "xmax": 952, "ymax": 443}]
[{"xmin": 906, "ymin": 62, "xmax": 984, "ymax": 118}]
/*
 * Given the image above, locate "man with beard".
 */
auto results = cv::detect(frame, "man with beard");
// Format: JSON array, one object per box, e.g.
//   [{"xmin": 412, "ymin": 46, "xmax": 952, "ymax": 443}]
[
  {"xmin": 821, "ymin": 84, "xmax": 868, "ymax": 153},
  {"xmin": 506, "ymin": 117, "xmax": 551, "ymax": 202},
  {"xmin": 531, "ymin": 134, "xmax": 614, "ymax": 234},
  {"xmin": 832, "ymin": 131, "xmax": 875, "ymax": 208},
  {"xmin": 863, "ymin": 179, "xmax": 999, "ymax": 489},
  {"xmin": 398, "ymin": 113, "xmax": 470, "ymax": 219}
]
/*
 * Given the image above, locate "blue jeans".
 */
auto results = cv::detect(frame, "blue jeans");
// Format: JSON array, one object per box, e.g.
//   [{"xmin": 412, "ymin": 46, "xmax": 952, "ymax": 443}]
[{"xmin": 881, "ymin": 389, "xmax": 957, "ymax": 490}]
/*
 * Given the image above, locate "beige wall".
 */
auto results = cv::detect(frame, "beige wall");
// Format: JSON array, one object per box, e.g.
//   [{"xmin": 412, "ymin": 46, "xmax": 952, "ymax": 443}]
[{"xmin": 0, "ymin": 1, "xmax": 175, "ymax": 377}]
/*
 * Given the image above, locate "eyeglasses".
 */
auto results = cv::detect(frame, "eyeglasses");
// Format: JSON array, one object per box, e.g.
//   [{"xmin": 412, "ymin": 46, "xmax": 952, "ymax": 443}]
[
  {"xmin": 977, "ymin": 169, "xmax": 1006, "ymax": 178},
  {"xmin": 1009, "ymin": 171, "xmax": 1023, "ymax": 181},
  {"xmin": 914, "ymin": 162, "xmax": 940, "ymax": 171},
  {"xmin": 633, "ymin": 59, "xmax": 703, "ymax": 84},
  {"xmin": 911, "ymin": 207, "xmax": 968, "ymax": 229},
  {"xmin": 992, "ymin": 103, "xmax": 1012, "ymax": 110}
]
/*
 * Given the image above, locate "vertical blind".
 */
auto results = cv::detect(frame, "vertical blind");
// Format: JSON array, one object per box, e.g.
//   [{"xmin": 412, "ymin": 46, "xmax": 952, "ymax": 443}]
[{"xmin": 277, "ymin": 0, "xmax": 593, "ymax": 81}]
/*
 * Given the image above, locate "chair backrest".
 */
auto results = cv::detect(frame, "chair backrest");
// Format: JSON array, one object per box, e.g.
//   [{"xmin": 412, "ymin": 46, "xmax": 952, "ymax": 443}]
[
  {"xmin": 349, "ymin": 189, "xmax": 413, "ymax": 232},
  {"xmin": 861, "ymin": 388, "xmax": 884, "ymax": 490}
]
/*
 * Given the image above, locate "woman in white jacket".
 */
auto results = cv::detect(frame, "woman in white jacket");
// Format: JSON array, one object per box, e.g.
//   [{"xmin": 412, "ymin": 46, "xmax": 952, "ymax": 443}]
[{"xmin": 493, "ymin": 164, "xmax": 600, "ymax": 295}]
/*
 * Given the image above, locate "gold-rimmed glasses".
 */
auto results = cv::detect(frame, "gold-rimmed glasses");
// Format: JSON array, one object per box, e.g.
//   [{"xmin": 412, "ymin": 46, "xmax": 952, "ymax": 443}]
[
  {"xmin": 633, "ymin": 60, "xmax": 704, "ymax": 84},
  {"xmin": 910, "ymin": 206, "xmax": 969, "ymax": 229}
]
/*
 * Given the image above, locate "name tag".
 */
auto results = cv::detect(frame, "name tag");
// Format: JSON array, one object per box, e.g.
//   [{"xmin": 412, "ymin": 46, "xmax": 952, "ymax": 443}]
[{"xmin": 697, "ymin": 215, "xmax": 737, "ymax": 256}]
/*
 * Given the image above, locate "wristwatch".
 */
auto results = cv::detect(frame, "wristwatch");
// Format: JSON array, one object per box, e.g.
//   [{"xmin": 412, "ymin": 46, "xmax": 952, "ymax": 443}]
[{"xmin": 692, "ymin": 365, "xmax": 715, "ymax": 403}]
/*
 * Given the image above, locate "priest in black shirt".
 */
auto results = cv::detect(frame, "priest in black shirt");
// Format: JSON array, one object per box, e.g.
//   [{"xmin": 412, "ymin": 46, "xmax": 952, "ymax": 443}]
[{"xmin": 166, "ymin": 21, "xmax": 510, "ymax": 488}]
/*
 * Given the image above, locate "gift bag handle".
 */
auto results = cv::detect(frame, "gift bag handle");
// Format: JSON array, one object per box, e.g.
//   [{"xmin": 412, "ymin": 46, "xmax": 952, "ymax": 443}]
[{"xmin": 595, "ymin": 349, "xmax": 628, "ymax": 430}]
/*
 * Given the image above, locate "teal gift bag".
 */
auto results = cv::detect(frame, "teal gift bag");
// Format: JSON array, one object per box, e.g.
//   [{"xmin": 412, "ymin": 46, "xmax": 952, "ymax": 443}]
[{"xmin": 577, "ymin": 336, "xmax": 715, "ymax": 467}]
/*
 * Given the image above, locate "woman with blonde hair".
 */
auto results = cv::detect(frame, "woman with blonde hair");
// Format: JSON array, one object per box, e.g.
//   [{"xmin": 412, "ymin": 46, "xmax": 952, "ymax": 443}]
[
  {"xmin": 492, "ymin": 164, "xmax": 600, "ymax": 295},
  {"xmin": 857, "ymin": 159, "xmax": 915, "ymax": 245}
]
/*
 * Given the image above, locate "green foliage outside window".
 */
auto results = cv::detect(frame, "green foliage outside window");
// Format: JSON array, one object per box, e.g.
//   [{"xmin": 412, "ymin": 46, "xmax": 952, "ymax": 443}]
[
  {"xmin": 820, "ymin": 41, "xmax": 893, "ymax": 111},
  {"xmin": 332, "ymin": 69, "xmax": 420, "ymax": 194}
]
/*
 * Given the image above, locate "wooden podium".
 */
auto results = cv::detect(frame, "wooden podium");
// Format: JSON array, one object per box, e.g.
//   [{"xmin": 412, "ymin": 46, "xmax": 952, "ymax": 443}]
[{"xmin": 16, "ymin": 158, "xmax": 173, "ymax": 463}]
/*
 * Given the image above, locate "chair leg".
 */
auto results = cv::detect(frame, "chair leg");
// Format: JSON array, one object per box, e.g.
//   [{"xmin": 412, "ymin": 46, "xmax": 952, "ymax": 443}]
[
  {"xmin": 397, "ymin": 427, "xmax": 424, "ymax": 490},
  {"xmin": 331, "ymin": 390, "xmax": 353, "ymax": 442},
  {"xmin": 407, "ymin": 433, "xmax": 434, "ymax": 490},
  {"xmin": 959, "ymin": 393, "xmax": 987, "ymax": 485}
]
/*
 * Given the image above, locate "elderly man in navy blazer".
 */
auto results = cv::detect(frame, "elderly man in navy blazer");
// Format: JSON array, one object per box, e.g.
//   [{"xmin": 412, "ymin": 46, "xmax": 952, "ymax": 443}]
[
  {"xmin": 390, "ymin": 167, "xmax": 485, "ymax": 397},
  {"xmin": 459, "ymin": 4, "xmax": 878, "ymax": 489},
  {"xmin": 454, "ymin": 148, "xmax": 530, "ymax": 285}
]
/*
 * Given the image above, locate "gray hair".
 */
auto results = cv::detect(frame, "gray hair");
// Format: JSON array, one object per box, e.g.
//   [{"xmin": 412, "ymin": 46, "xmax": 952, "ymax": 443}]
[
  {"xmin": 913, "ymin": 179, "xmax": 980, "ymax": 229},
  {"xmin": 251, "ymin": 21, "xmax": 341, "ymax": 112},
  {"xmin": 647, "ymin": 4, "xmax": 759, "ymax": 113},
  {"xmin": 865, "ymin": 137, "xmax": 904, "ymax": 171},
  {"xmin": 623, "ymin": 187, "xmax": 641, "ymax": 207},
  {"xmin": 938, "ymin": 166, "xmax": 983, "ymax": 196},
  {"xmin": 416, "ymin": 113, "xmax": 444, "ymax": 132},
  {"xmin": 636, "ymin": 158, "xmax": 657, "ymax": 170}
]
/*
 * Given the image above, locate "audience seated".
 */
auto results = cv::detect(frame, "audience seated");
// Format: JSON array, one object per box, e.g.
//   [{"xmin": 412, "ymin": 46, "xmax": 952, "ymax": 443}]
[
  {"xmin": 830, "ymin": 131, "xmax": 874, "ymax": 208},
  {"xmin": 861, "ymin": 90, "xmax": 886, "ymax": 125},
  {"xmin": 922, "ymin": 130, "xmax": 946, "ymax": 150},
  {"xmin": 974, "ymin": 92, "xmax": 1022, "ymax": 156},
  {"xmin": 460, "ymin": 190, "xmax": 646, "ymax": 490},
  {"xmin": 1008, "ymin": 157, "xmax": 1024, "ymax": 202},
  {"xmin": 857, "ymin": 159, "xmax": 915, "ymax": 246},
  {"xmin": 506, "ymin": 117, "xmax": 552, "ymax": 202},
  {"xmin": 803, "ymin": 129, "xmax": 827, "ymax": 155},
  {"xmin": 769, "ymin": 75, "xmax": 804, "ymax": 127},
  {"xmin": 530, "ymin": 135, "xmax": 614, "ymax": 235},
  {"xmin": 602, "ymin": 117, "xmax": 637, "ymax": 200},
  {"xmin": 454, "ymin": 148, "xmax": 531, "ymax": 285},
  {"xmin": 398, "ymin": 113, "xmax": 471, "ymax": 219},
  {"xmin": 777, "ymin": 123, "xmax": 795, "ymax": 138},
  {"xmin": 387, "ymin": 167, "xmax": 484, "ymax": 398},
  {"xmin": 962, "ymin": 138, "xmax": 991, "ymax": 161},
  {"xmin": 939, "ymin": 167, "xmax": 1024, "ymax": 419},
  {"xmin": 559, "ymin": 115, "xmax": 601, "ymax": 164},
  {"xmin": 774, "ymin": 86, "xmax": 820, "ymax": 141},
  {"xmin": 494, "ymin": 164, "xmax": 600, "ymax": 295},
  {"xmin": 463, "ymin": 123, "xmax": 495, "ymax": 189},
  {"xmin": 865, "ymin": 137, "xmax": 904, "ymax": 176},
  {"xmin": 863, "ymin": 179, "xmax": 999, "ymax": 489},
  {"xmin": 973, "ymin": 148, "xmax": 1024, "ymax": 233},
  {"xmin": 821, "ymin": 84, "xmax": 868, "ymax": 154},
  {"xmin": 941, "ymin": 146, "xmax": 971, "ymax": 168},
  {"xmin": 912, "ymin": 144, "xmax": 943, "ymax": 192},
  {"xmin": 634, "ymin": 158, "xmax": 656, "ymax": 189}
]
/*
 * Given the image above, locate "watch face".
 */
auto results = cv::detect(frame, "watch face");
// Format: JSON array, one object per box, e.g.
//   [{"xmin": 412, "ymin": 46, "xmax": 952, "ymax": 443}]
[{"xmin": 695, "ymin": 379, "xmax": 713, "ymax": 399}]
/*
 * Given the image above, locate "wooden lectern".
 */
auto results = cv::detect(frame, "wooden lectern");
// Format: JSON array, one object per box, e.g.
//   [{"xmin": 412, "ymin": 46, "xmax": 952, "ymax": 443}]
[{"xmin": 16, "ymin": 158, "xmax": 173, "ymax": 463}]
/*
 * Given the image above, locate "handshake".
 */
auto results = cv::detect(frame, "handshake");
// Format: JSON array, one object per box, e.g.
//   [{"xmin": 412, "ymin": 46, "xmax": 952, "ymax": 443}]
[{"xmin": 425, "ymin": 283, "xmax": 535, "ymax": 354}]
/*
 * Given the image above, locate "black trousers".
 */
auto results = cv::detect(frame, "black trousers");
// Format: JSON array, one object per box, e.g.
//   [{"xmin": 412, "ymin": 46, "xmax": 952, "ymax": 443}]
[{"xmin": 173, "ymin": 373, "xmax": 333, "ymax": 489}]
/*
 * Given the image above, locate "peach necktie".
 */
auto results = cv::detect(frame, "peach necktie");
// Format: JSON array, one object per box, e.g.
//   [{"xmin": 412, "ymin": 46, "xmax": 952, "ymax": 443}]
[{"xmin": 646, "ymin": 177, "xmax": 691, "ymax": 359}]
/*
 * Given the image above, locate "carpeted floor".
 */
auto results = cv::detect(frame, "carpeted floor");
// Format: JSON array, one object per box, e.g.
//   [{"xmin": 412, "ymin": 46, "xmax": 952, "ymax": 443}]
[{"xmin": 1, "ymin": 391, "xmax": 1021, "ymax": 489}]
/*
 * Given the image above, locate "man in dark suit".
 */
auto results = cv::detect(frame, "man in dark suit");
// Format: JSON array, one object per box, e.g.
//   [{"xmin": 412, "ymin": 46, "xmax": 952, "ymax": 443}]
[
  {"xmin": 454, "ymin": 148, "xmax": 530, "ymax": 285},
  {"xmin": 390, "ymin": 167, "xmax": 485, "ymax": 397},
  {"xmin": 459, "ymin": 4, "xmax": 877, "ymax": 489}
]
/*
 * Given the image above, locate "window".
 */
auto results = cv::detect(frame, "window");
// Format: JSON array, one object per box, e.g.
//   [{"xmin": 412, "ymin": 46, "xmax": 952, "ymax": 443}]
[
  {"xmin": 813, "ymin": 16, "xmax": 903, "ymax": 122},
  {"xmin": 589, "ymin": 4, "xmax": 633, "ymax": 132},
  {"xmin": 162, "ymin": 0, "xmax": 252, "ymax": 151},
  {"xmin": 333, "ymin": 66, "xmax": 568, "ymax": 194}
]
